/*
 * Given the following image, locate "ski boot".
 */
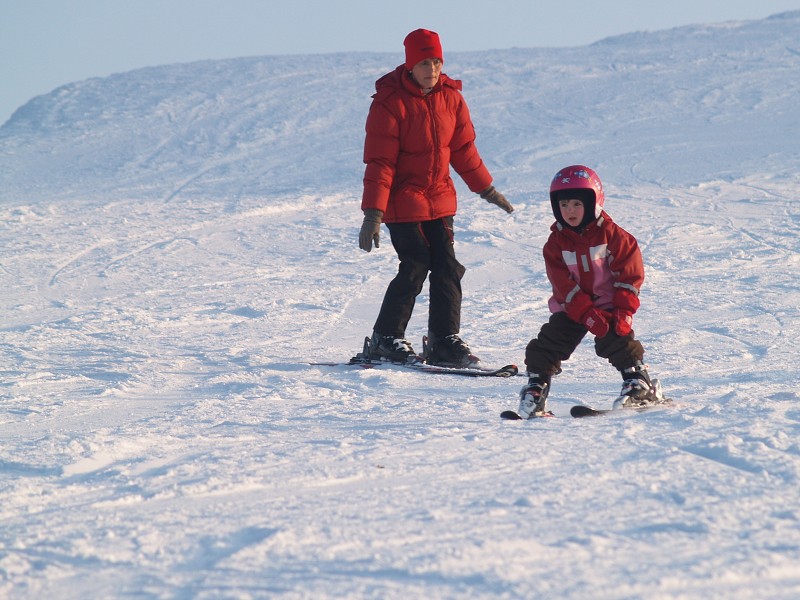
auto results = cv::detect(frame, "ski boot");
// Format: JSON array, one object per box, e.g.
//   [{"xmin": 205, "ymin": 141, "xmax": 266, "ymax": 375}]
[
  {"xmin": 612, "ymin": 363, "xmax": 668, "ymax": 409},
  {"xmin": 517, "ymin": 373, "xmax": 553, "ymax": 418},
  {"xmin": 368, "ymin": 331, "xmax": 417, "ymax": 363},
  {"xmin": 423, "ymin": 333, "xmax": 480, "ymax": 368}
]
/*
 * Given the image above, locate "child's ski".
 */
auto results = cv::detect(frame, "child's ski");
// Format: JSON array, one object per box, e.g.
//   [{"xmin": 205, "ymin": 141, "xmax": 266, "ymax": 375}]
[
  {"xmin": 570, "ymin": 405, "xmax": 610, "ymax": 418},
  {"xmin": 500, "ymin": 409, "xmax": 554, "ymax": 420},
  {"xmin": 501, "ymin": 410, "xmax": 524, "ymax": 420},
  {"xmin": 570, "ymin": 400, "xmax": 673, "ymax": 418}
]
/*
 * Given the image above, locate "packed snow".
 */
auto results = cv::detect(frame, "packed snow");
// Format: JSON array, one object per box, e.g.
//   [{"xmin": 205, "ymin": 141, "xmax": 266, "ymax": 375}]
[{"xmin": 1, "ymin": 11, "xmax": 800, "ymax": 599}]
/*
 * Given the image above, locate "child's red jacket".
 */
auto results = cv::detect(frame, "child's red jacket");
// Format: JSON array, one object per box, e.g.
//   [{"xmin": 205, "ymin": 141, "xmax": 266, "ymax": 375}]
[{"xmin": 544, "ymin": 211, "xmax": 644, "ymax": 321}]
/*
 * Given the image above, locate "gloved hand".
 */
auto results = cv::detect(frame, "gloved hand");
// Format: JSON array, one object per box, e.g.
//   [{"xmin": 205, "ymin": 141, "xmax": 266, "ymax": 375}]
[
  {"xmin": 613, "ymin": 308, "xmax": 634, "ymax": 336},
  {"xmin": 581, "ymin": 307, "xmax": 611, "ymax": 337},
  {"xmin": 359, "ymin": 208, "xmax": 383, "ymax": 252},
  {"xmin": 612, "ymin": 289, "xmax": 640, "ymax": 336},
  {"xmin": 480, "ymin": 186, "xmax": 514, "ymax": 213}
]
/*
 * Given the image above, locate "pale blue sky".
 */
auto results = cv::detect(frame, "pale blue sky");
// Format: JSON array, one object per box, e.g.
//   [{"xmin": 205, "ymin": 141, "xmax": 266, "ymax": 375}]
[{"xmin": 2, "ymin": 0, "xmax": 799, "ymax": 125}]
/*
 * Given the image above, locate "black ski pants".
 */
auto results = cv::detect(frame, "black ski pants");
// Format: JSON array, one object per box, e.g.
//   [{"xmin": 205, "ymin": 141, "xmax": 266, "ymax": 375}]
[
  {"xmin": 524, "ymin": 311, "xmax": 645, "ymax": 377},
  {"xmin": 373, "ymin": 217, "xmax": 465, "ymax": 338}
]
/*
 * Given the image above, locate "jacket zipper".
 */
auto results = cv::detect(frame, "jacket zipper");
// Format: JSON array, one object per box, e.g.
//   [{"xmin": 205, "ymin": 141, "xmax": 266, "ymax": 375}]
[{"xmin": 426, "ymin": 93, "xmax": 439, "ymax": 220}]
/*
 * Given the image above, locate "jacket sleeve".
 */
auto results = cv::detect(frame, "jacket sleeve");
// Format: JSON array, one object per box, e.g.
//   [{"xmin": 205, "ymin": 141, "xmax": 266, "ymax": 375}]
[
  {"xmin": 361, "ymin": 99, "xmax": 400, "ymax": 213},
  {"xmin": 448, "ymin": 95, "xmax": 492, "ymax": 193},
  {"xmin": 544, "ymin": 236, "xmax": 592, "ymax": 320},
  {"xmin": 607, "ymin": 224, "xmax": 645, "ymax": 312}
]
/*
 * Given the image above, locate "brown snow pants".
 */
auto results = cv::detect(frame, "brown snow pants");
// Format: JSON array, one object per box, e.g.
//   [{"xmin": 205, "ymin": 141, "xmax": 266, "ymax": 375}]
[{"xmin": 524, "ymin": 311, "xmax": 645, "ymax": 377}]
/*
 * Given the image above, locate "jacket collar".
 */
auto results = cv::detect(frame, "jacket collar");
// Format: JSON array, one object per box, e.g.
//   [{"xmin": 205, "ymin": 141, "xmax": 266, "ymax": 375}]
[
  {"xmin": 375, "ymin": 65, "xmax": 461, "ymax": 97},
  {"xmin": 552, "ymin": 213, "xmax": 608, "ymax": 235}
]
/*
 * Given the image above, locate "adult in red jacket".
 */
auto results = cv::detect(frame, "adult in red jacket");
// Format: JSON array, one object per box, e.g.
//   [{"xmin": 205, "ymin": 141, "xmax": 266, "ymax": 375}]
[{"xmin": 358, "ymin": 28, "xmax": 513, "ymax": 367}]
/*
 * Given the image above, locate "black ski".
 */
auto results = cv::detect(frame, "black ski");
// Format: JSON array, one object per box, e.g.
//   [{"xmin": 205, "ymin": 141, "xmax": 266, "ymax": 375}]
[
  {"xmin": 500, "ymin": 409, "xmax": 554, "ymax": 420},
  {"xmin": 405, "ymin": 361, "xmax": 518, "ymax": 377},
  {"xmin": 311, "ymin": 337, "xmax": 519, "ymax": 378},
  {"xmin": 570, "ymin": 400, "xmax": 673, "ymax": 418},
  {"xmin": 570, "ymin": 405, "xmax": 611, "ymax": 418},
  {"xmin": 501, "ymin": 410, "xmax": 524, "ymax": 420}
]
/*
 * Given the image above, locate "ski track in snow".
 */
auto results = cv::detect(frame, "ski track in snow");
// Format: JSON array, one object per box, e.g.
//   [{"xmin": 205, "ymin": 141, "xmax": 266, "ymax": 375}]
[{"xmin": 1, "ymin": 12, "xmax": 800, "ymax": 599}]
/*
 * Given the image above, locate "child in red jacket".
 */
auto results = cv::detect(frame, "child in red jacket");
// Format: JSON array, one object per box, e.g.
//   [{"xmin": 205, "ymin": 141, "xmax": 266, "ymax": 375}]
[{"xmin": 517, "ymin": 165, "xmax": 668, "ymax": 418}]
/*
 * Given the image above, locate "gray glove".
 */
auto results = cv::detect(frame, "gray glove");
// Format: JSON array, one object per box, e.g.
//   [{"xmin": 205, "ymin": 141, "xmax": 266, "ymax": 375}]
[
  {"xmin": 480, "ymin": 186, "xmax": 514, "ymax": 213},
  {"xmin": 359, "ymin": 208, "xmax": 383, "ymax": 252}
]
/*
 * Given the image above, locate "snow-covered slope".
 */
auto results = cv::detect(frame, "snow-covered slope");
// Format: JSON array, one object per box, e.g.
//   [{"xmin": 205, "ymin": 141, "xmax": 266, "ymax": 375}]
[{"xmin": 1, "ymin": 11, "xmax": 799, "ymax": 599}]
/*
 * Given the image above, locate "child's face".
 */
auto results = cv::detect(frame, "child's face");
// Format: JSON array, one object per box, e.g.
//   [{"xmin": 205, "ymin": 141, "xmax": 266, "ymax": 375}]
[{"xmin": 559, "ymin": 198, "xmax": 585, "ymax": 228}]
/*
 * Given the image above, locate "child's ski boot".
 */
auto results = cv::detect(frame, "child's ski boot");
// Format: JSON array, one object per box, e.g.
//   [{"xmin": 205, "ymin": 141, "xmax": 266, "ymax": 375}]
[
  {"xmin": 613, "ymin": 363, "xmax": 668, "ymax": 409},
  {"xmin": 517, "ymin": 373, "xmax": 553, "ymax": 418}
]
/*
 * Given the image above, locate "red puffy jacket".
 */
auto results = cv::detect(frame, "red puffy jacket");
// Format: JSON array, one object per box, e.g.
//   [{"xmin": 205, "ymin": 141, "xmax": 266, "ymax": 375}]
[
  {"xmin": 544, "ymin": 212, "xmax": 644, "ymax": 320},
  {"xmin": 361, "ymin": 65, "xmax": 493, "ymax": 223}
]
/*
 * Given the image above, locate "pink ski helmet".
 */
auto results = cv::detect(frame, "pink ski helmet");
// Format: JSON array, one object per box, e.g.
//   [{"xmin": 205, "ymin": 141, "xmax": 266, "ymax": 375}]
[{"xmin": 549, "ymin": 165, "xmax": 605, "ymax": 229}]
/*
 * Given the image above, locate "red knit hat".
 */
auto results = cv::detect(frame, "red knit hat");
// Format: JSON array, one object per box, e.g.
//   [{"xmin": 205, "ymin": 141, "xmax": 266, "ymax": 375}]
[{"xmin": 403, "ymin": 29, "xmax": 444, "ymax": 70}]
